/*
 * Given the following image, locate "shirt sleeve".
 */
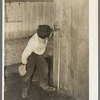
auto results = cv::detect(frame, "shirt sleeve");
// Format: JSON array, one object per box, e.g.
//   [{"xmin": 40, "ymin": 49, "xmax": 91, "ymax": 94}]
[{"xmin": 22, "ymin": 40, "xmax": 38, "ymax": 64}]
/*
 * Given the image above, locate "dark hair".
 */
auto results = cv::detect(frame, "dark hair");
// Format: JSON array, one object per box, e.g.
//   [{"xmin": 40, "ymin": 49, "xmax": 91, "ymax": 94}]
[{"xmin": 37, "ymin": 25, "xmax": 52, "ymax": 39}]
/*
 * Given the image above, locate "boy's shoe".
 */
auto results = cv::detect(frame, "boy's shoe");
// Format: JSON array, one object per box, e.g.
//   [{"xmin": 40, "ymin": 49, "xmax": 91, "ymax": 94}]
[
  {"xmin": 40, "ymin": 84, "xmax": 56, "ymax": 91},
  {"xmin": 22, "ymin": 89, "xmax": 28, "ymax": 98}
]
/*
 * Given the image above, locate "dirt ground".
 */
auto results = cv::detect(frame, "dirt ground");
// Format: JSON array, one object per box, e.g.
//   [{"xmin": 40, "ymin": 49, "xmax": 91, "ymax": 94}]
[
  {"xmin": 4, "ymin": 38, "xmax": 29, "ymax": 66},
  {"xmin": 4, "ymin": 63, "xmax": 76, "ymax": 100}
]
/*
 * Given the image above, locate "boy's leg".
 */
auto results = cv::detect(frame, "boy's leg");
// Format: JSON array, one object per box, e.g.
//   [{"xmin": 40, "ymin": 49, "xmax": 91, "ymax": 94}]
[
  {"xmin": 36, "ymin": 55, "xmax": 55, "ymax": 91},
  {"xmin": 21, "ymin": 52, "xmax": 36, "ymax": 98},
  {"xmin": 46, "ymin": 56, "xmax": 53, "ymax": 85},
  {"xmin": 36, "ymin": 55, "xmax": 48, "ymax": 86}
]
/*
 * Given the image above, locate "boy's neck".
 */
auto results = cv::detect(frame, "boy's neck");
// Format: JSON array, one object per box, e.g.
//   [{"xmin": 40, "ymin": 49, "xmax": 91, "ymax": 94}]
[{"xmin": 38, "ymin": 37, "xmax": 46, "ymax": 44}]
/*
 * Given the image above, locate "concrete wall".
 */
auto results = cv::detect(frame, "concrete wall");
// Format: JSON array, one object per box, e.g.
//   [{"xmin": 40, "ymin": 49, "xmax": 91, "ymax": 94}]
[
  {"xmin": 53, "ymin": 0, "xmax": 89, "ymax": 99},
  {"xmin": 5, "ymin": 0, "xmax": 54, "ymax": 40}
]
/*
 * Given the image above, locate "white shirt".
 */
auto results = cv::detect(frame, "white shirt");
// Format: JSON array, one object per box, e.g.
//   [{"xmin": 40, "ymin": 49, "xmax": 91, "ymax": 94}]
[{"xmin": 22, "ymin": 33, "xmax": 48, "ymax": 64}]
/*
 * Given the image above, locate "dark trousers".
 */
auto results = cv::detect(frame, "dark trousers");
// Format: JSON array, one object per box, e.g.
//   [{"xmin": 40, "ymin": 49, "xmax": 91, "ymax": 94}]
[{"xmin": 22, "ymin": 52, "xmax": 49, "ymax": 91}]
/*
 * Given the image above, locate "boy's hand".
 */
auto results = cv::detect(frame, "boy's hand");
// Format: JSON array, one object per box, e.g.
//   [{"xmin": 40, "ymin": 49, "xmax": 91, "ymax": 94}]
[{"xmin": 18, "ymin": 64, "xmax": 27, "ymax": 76}]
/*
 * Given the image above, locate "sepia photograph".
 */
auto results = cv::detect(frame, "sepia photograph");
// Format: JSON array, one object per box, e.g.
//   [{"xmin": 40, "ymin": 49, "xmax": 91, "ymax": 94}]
[{"xmin": 3, "ymin": 0, "xmax": 90, "ymax": 100}]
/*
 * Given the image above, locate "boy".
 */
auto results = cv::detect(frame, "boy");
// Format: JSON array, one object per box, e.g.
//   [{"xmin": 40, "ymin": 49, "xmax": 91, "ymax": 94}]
[{"xmin": 21, "ymin": 25, "xmax": 55, "ymax": 98}]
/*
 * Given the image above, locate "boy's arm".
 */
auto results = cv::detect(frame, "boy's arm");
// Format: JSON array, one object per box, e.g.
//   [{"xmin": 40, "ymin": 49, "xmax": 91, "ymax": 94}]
[{"xmin": 22, "ymin": 41, "xmax": 37, "ymax": 64}]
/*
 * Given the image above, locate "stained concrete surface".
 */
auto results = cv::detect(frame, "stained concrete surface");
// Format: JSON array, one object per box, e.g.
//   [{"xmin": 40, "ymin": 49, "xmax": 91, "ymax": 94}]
[{"xmin": 4, "ymin": 63, "xmax": 76, "ymax": 100}]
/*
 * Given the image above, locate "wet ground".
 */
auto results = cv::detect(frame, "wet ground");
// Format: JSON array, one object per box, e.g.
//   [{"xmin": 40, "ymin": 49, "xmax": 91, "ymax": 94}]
[{"xmin": 4, "ymin": 63, "xmax": 76, "ymax": 100}]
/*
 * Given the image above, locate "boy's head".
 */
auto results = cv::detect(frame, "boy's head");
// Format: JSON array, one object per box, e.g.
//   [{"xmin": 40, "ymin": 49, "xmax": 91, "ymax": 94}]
[{"xmin": 37, "ymin": 25, "xmax": 52, "ymax": 39}]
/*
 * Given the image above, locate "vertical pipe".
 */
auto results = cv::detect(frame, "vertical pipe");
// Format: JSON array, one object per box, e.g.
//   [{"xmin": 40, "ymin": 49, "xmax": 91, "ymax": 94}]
[
  {"xmin": 57, "ymin": 0, "xmax": 63, "ymax": 91},
  {"xmin": 57, "ymin": 35, "xmax": 61, "ymax": 90}
]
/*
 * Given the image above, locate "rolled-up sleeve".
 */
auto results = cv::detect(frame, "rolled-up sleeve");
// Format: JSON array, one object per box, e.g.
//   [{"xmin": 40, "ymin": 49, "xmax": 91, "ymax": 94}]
[{"xmin": 22, "ymin": 41, "xmax": 37, "ymax": 64}]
